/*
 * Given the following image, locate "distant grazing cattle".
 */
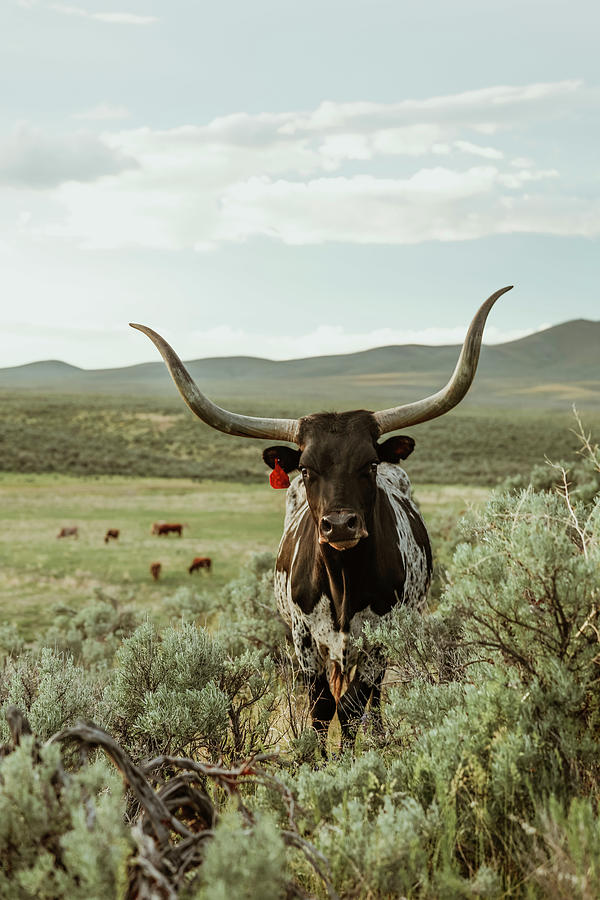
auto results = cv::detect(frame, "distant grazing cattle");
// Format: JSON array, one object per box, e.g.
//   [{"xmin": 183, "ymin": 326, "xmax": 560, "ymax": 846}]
[
  {"xmin": 132, "ymin": 286, "xmax": 511, "ymax": 748},
  {"xmin": 151, "ymin": 522, "xmax": 185, "ymax": 537},
  {"xmin": 104, "ymin": 529, "xmax": 120, "ymax": 544},
  {"xmin": 57, "ymin": 526, "xmax": 78, "ymax": 539},
  {"xmin": 150, "ymin": 562, "xmax": 162, "ymax": 581},
  {"xmin": 188, "ymin": 556, "xmax": 212, "ymax": 574}
]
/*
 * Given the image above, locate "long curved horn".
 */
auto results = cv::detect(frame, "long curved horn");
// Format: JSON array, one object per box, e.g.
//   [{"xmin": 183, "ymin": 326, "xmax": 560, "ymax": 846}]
[
  {"xmin": 373, "ymin": 286, "xmax": 513, "ymax": 435},
  {"xmin": 130, "ymin": 323, "xmax": 299, "ymax": 442}
]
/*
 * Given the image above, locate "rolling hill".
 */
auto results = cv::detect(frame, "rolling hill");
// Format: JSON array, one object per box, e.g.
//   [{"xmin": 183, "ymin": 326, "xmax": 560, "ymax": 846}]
[{"xmin": 1, "ymin": 318, "xmax": 599, "ymax": 411}]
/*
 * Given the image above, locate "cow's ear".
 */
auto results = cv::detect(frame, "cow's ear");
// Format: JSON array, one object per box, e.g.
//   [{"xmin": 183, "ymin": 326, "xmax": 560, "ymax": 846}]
[
  {"xmin": 377, "ymin": 435, "xmax": 415, "ymax": 463},
  {"xmin": 263, "ymin": 446, "xmax": 301, "ymax": 472}
]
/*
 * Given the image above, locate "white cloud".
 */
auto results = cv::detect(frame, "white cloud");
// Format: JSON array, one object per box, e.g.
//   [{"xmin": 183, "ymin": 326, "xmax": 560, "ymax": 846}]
[
  {"xmin": 89, "ymin": 11, "xmax": 157, "ymax": 24},
  {"xmin": 0, "ymin": 123, "xmax": 137, "ymax": 188},
  {"xmin": 49, "ymin": 4, "xmax": 158, "ymax": 24},
  {"xmin": 73, "ymin": 102, "xmax": 130, "ymax": 121},
  {"xmin": 215, "ymin": 168, "xmax": 571, "ymax": 247},
  {"xmin": 497, "ymin": 168, "xmax": 558, "ymax": 189},
  {"xmin": 276, "ymin": 81, "xmax": 584, "ymax": 137},
  {"xmin": 453, "ymin": 140, "xmax": 503, "ymax": 159},
  {"xmin": 4, "ymin": 80, "xmax": 599, "ymax": 249},
  {"xmin": 511, "ymin": 156, "xmax": 534, "ymax": 168},
  {"xmin": 319, "ymin": 133, "xmax": 372, "ymax": 168}
]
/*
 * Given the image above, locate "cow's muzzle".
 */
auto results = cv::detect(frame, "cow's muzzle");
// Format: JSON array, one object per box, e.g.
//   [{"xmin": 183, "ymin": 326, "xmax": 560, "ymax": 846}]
[{"xmin": 319, "ymin": 511, "xmax": 368, "ymax": 550}]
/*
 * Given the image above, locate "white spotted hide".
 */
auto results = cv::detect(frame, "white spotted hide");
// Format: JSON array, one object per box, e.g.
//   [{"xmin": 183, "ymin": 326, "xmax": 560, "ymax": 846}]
[{"xmin": 275, "ymin": 463, "xmax": 430, "ymax": 681}]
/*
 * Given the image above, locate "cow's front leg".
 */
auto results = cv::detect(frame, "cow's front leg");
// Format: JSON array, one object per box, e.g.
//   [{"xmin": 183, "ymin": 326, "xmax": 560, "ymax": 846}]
[
  {"xmin": 337, "ymin": 676, "xmax": 373, "ymax": 749},
  {"xmin": 368, "ymin": 669, "xmax": 385, "ymax": 735},
  {"xmin": 308, "ymin": 672, "xmax": 336, "ymax": 751}
]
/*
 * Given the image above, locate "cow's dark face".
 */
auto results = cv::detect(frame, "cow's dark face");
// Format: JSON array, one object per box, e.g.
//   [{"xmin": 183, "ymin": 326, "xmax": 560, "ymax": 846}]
[{"xmin": 264, "ymin": 410, "xmax": 414, "ymax": 551}]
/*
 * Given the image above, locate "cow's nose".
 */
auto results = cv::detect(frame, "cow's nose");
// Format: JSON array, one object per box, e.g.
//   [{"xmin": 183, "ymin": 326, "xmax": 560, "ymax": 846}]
[{"xmin": 319, "ymin": 511, "xmax": 365, "ymax": 545}]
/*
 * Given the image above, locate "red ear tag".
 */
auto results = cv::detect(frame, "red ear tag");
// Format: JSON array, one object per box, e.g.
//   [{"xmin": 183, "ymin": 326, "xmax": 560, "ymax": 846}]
[{"xmin": 270, "ymin": 459, "xmax": 290, "ymax": 489}]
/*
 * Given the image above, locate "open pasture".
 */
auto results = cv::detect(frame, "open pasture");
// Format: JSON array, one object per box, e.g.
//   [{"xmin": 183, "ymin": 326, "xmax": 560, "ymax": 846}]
[
  {"xmin": 0, "ymin": 472, "xmax": 488, "ymax": 639},
  {"xmin": 0, "ymin": 474, "xmax": 283, "ymax": 638},
  {"xmin": 2, "ymin": 390, "xmax": 599, "ymax": 486}
]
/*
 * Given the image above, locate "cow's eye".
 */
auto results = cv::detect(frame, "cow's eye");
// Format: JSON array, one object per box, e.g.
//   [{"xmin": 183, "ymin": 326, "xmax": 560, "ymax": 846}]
[
  {"xmin": 300, "ymin": 467, "xmax": 309, "ymax": 479},
  {"xmin": 371, "ymin": 462, "xmax": 379, "ymax": 473}
]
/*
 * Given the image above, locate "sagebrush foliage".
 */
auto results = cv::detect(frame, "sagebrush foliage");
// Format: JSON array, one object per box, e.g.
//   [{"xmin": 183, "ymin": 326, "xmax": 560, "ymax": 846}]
[
  {"xmin": 0, "ymin": 649, "xmax": 98, "ymax": 745},
  {"xmin": 0, "ymin": 739, "xmax": 130, "ymax": 899},
  {"xmin": 189, "ymin": 810, "xmax": 289, "ymax": 900},
  {"xmin": 40, "ymin": 592, "xmax": 140, "ymax": 668},
  {"xmin": 1, "ymin": 417, "xmax": 600, "ymax": 897}
]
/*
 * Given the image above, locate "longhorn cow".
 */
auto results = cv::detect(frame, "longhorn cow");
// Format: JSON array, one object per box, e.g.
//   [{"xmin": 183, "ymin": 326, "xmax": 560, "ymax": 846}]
[{"xmin": 131, "ymin": 286, "xmax": 511, "ymax": 746}]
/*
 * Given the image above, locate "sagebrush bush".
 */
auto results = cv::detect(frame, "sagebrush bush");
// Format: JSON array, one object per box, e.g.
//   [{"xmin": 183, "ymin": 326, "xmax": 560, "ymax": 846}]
[
  {"xmin": 215, "ymin": 552, "xmax": 288, "ymax": 658},
  {"xmin": 104, "ymin": 621, "xmax": 231, "ymax": 757},
  {"xmin": 0, "ymin": 623, "xmax": 24, "ymax": 660},
  {"xmin": 0, "ymin": 649, "xmax": 99, "ymax": 745},
  {"xmin": 188, "ymin": 810, "xmax": 288, "ymax": 900},
  {"xmin": 527, "ymin": 795, "xmax": 600, "ymax": 899},
  {"xmin": 162, "ymin": 585, "xmax": 217, "ymax": 622},
  {"xmin": 0, "ymin": 739, "xmax": 130, "ymax": 899},
  {"xmin": 102, "ymin": 619, "xmax": 282, "ymax": 759},
  {"xmin": 503, "ymin": 455, "xmax": 600, "ymax": 505},
  {"xmin": 39, "ymin": 593, "xmax": 139, "ymax": 667}
]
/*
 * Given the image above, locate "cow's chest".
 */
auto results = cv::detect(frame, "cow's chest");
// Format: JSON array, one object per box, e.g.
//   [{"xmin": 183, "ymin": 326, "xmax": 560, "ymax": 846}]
[
  {"xmin": 274, "ymin": 464, "xmax": 430, "ymax": 676},
  {"xmin": 275, "ymin": 568, "xmax": 386, "ymax": 673}
]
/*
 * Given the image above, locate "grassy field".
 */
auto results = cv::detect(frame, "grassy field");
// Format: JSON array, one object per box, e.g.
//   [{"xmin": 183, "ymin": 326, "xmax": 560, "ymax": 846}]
[
  {"xmin": 0, "ymin": 472, "xmax": 488, "ymax": 639},
  {"xmin": 2, "ymin": 390, "xmax": 598, "ymax": 485},
  {"xmin": 2, "ymin": 395, "xmax": 592, "ymax": 639}
]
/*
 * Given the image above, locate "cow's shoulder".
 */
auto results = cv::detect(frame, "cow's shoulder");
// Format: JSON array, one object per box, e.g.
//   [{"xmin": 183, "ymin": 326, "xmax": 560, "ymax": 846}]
[
  {"xmin": 376, "ymin": 461, "xmax": 412, "ymax": 498},
  {"xmin": 375, "ymin": 462, "xmax": 432, "ymax": 601}
]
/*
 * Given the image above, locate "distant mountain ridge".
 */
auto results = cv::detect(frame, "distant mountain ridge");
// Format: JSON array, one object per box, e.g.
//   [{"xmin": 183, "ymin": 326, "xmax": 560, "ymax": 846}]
[{"xmin": 1, "ymin": 318, "xmax": 599, "ymax": 410}]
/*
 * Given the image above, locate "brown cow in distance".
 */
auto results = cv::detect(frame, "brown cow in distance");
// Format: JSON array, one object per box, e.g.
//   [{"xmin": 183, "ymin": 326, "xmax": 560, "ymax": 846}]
[
  {"xmin": 150, "ymin": 562, "xmax": 162, "ymax": 581},
  {"xmin": 189, "ymin": 556, "xmax": 212, "ymax": 574},
  {"xmin": 104, "ymin": 529, "xmax": 120, "ymax": 544},
  {"xmin": 151, "ymin": 522, "xmax": 185, "ymax": 537},
  {"xmin": 57, "ymin": 526, "xmax": 78, "ymax": 539}
]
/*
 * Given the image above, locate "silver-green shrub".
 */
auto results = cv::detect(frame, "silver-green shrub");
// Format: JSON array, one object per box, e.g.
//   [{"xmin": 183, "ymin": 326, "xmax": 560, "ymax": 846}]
[
  {"xmin": 527, "ymin": 795, "xmax": 600, "ymax": 898},
  {"xmin": 189, "ymin": 810, "xmax": 288, "ymax": 900},
  {"xmin": 215, "ymin": 552, "xmax": 287, "ymax": 658},
  {"xmin": 0, "ymin": 649, "xmax": 98, "ymax": 744},
  {"xmin": 104, "ymin": 620, "xmax": 229, "ymax": 756},
  {"xmin": 0, "ymin": 739, "xmax": 130, "ymax": 899},
  {"xmin": 39, "ymin": 593, "xmax": 139, "ymax": 667},
  {"xmin": 103, "ymin": 619, "xmax": 280, "ymax": 759}
]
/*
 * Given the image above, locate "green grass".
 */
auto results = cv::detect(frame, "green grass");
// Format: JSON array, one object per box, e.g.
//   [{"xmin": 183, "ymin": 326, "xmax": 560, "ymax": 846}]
[
  {"xmin": 2, "ymin": 393, "xmax": 593, "ymax": 640},
  {"xmin": 2, "ymin": 390, "xmax": 598, "ymax": 485},
  {"xmin": 0, "ymin": 472, "xmax": 489, "ymax": 640},
  {"xmin": 0, "ymin": 474, "xmax": 284, "ymax": 639}
]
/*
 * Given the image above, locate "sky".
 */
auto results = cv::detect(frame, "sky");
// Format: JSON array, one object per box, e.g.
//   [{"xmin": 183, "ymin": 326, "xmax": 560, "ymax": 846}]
[{"xmin": 1, "ymin": 0, "xmax": 598, "ymax": 368}]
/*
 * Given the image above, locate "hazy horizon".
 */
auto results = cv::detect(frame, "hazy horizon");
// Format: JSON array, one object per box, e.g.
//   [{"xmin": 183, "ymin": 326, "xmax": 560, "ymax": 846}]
[{"xmin": 4, "ymin": 313, "xmax": 599, "ymax": 371}]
